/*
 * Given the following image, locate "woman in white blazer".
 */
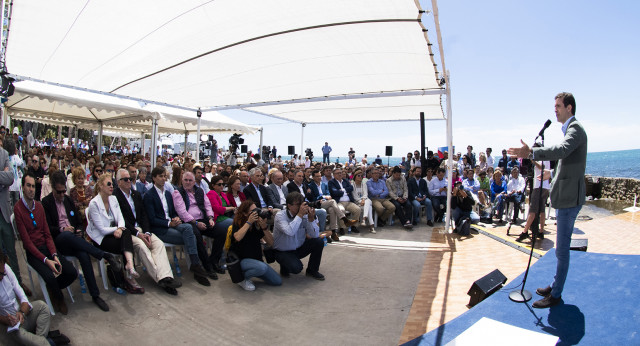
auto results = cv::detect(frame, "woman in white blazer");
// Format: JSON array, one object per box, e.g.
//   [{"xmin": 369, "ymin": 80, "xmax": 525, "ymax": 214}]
[
  {"xmin": 350, "ymin": 169, "xmax": 375, "ymax": 233},
  {"xmin": 87, "ymin": 174, "xmax": 143, "ymax": 293}
]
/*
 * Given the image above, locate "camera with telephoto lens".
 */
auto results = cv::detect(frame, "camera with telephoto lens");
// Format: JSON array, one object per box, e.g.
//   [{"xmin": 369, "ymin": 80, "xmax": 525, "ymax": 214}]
[
  {"xmin": 252, "ymin": 208, "xmax": 272, "ymax": 219},
  {"xmin": 306, "ymin": 200, "xmax": 323, "ymax": 209}
]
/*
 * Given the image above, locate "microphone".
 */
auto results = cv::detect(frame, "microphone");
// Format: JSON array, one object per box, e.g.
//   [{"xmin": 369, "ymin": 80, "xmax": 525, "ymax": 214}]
[{"xmin": 538, "ymin": 119, "xmax": 552, "ymax": 137}]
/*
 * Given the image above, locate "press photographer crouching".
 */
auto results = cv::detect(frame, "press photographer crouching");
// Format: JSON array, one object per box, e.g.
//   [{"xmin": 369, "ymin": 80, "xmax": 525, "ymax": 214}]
[
  {"xmin": 272, "ymin": 192, "xmax": 325, "ymax": 281},
  {"xmin": 451, "ymin": 181, "xmax": 480, "ymax": 235},
  {"xmin": 229, "ymin": 200, "xmax": 282, "ymax": 291}
]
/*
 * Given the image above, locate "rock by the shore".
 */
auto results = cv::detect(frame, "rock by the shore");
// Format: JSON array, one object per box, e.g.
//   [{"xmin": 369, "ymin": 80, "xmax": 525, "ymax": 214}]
[{"xmin": 585, "ymin": 175, "xmax": 640, "ymax": 202}]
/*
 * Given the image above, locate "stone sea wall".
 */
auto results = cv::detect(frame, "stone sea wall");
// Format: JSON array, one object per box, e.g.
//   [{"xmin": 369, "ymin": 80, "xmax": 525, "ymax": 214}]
[{"xmin": 585, "ymin": 176, "xmax": 640, "ymax": 202}]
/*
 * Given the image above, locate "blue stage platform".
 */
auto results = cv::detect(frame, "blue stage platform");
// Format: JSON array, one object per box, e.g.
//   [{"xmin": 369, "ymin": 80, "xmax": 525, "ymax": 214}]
[{"xmin": 405, "ymin": 249, "xmax": 640, "ymax": 345}]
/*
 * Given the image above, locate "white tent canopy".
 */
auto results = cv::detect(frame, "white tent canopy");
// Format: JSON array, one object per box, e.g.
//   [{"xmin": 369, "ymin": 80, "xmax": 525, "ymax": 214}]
[
  {"xmin": 6, "ymin": 80, "xmax": 260, "ymax": 135},
  {"xmin": 5, "ymin": 0, "xmax": 444, "ymax": 122},
  {"xmin": 4, "ymin": 0, "xmax": 453, "ymax": 228}
]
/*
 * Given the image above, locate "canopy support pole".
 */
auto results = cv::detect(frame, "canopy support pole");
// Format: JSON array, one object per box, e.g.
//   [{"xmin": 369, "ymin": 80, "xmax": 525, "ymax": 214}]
[
  {"xmin": 97, "ymin": 122, "xmax": 103, "ymax": 158},
  {"xmin": 445, "ymin": 70, "xmax": 453, "ymax": 232},
  {"xmin": 150, "ymin": 117, "xmax": 158, "ymax": 170},
  {"xmin": 195, "ymin": 109, "xmax": 201, "ymax": 165},
  {"xmin": 420, "ymin": 112, "xmax": 426, "ymax": 177},
  {"xmin": 259, "ymin": 127, "xmax": 264, "ymax": 162},
  {"xmin": 184, "ymin": 131, "xmax": 188, "ymax": 158},
  {"xmin": 301, "ymin": 123, "xmax": 306, "ymax": 159},
  {"xmin": 140, "ymin": 131, "xmax": 145, "ymax": 156},
  {"xmin": 73, "ymin": 125, "xmax": 78, "ymax": 151},
  {"xmin": 57, "ymin": 126, "xmax": 62, "ymax": 147}
]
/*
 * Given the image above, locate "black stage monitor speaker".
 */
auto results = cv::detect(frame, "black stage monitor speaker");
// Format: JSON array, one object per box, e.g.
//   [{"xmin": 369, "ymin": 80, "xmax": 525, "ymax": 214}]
[
  {"xmin": 240, "ymin": 145, "xmax": 248, "ymax": 153},
  {"xmin": 288, "ymin": 146, "xmax": 295, "ymax": 155},
  {"xmin": 570, "ymin": 239, "xmax": 588, "ymax": 252},
  {"xmin": 385, "ymin": 146, "xmax": 393, "ymax": 157},
  {"xmin": 467, "ymin": 269, "xmax": 507, "ymax": 307}
]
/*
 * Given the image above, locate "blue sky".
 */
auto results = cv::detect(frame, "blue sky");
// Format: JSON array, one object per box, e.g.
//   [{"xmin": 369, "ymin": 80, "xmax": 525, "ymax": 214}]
[{"xmin": 175, "ymin": 0, "xmax": 639, "ymax": 159}]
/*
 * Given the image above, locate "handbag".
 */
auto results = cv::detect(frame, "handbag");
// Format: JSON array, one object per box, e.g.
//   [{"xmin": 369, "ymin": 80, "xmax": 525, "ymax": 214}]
[{"xmin": 225, "ymin": 251, "xmax": 244, "ymax": 283}]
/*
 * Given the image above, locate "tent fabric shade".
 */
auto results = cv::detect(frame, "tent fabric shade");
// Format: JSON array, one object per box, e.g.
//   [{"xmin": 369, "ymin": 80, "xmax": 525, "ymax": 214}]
[
  {"xmin": 6, "ymin": 80, "xmax": 260, "ymax": 135},
  {"xmin": 5, "ymin": 0, "xmax": 444, "ymax": 122}
]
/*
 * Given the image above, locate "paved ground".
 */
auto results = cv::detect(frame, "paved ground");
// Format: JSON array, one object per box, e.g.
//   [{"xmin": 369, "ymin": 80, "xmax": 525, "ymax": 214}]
[
  {"xmin": 399, "ymin": 201, "xmax": 640, "ymax": 344},
  {"xmin": 4, "ymin": 224, "xmax": 433, "ymax": 346},
  {"xmin": 4, "ymin": 201, "xmax": 639, "ymax": 345}
]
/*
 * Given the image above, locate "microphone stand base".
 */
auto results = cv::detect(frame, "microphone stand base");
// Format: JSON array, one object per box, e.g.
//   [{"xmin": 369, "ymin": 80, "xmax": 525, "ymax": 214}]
[{"xmin": 509, "ymin": 289, "xmax": 532, "ymax": 303}]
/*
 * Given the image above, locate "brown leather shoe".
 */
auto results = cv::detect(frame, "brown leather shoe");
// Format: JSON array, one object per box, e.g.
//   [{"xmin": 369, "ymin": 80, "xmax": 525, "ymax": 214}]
[
  {"xmin": 330, "ymin": 232, "xmax": 340, "ymax": 242},
  {"xmin": 344, "ymin": 218, "xmax": 358, "ymax": 227},
  {"xmin": 536, "ymin": 286, "xmax": 552, "ymax": 297},
  {"xmin": 532, "ymin": 294, "xmax": 562, "ymax": 309}
]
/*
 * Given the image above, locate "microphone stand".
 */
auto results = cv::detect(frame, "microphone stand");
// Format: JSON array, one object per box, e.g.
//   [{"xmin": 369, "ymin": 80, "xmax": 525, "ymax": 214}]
[{"xmin": 509, "ymin": 132, "xmax": 546, "ymax": 303}]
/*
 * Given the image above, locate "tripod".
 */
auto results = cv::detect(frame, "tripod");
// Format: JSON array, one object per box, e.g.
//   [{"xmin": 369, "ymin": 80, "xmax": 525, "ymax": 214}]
[{"xmin": 509, "ymin": 135, "xmax": 547, "ymax": 303}]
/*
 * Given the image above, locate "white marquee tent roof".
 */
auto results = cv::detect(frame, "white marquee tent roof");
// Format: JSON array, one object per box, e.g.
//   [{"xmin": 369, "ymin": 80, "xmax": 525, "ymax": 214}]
[
  {"xmin": 5, "ymin": 80, "xmax": 260, "ymax": 135},
  {"xmin": 5, "ymin": 0, "xmax": 445, "ymax": 123}
]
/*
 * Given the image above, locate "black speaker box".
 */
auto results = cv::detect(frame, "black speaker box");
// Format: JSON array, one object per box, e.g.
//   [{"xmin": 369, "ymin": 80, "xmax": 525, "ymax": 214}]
[
  {"xmin": 385, "ymin": 146, "xmax": 393, "ymax": 156},
  {"xmin": 570, "ymin": 238, "xmax": 588, "ymax": 252},
  {"xmin": 240, "ymin": 145, "xmax": 248, "ymax": 153},
  {"xmin": 467, "ymin": 269, "xmax": 507, "ymax": 307},
  {"xmin": 288, "ymin": 146, "xmax": 295, "ymax": 155}
]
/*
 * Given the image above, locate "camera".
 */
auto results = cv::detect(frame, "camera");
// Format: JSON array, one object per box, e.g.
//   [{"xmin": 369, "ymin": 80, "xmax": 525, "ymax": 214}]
[
  {"xmin": 304, "ymin": 148, "xmax": 314, "ymax": 161},
  {"xmin": 252, "ymin": 207, "xmax": 272, "ymax": 219},
  {"xmin": 306, "ymin": 200, "xmax": 323, "ymax": 209}
]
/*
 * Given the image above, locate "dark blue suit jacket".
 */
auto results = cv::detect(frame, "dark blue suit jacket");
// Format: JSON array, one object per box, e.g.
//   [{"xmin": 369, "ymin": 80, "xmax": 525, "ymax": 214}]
[
  {"xmin": 407, "ymin": 177, "xmax": 430, "ymax": 201},
  {"xmin": 143, "ymin": 186, "xmax": 177, "ymax": 235},
  {"xmin": 134, "ymin": 181, "xmax": 148, "ymax": 196},
  {"xmin": 307, "ymin": 181, "xmax": 327, "ymax": 202},
  {"xmin": 327, "ymin": 179, "xmax": 356, "ymax": 203}
]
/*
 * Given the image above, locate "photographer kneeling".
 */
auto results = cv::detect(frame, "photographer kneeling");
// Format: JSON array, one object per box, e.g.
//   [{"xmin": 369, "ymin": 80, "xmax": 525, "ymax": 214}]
[
  {"xmin": 230, "ymin": 200, "xmax": 282, "ymax": 291},
  {"xmin": 451, "ymin": 182, "xmax": 480, "ymax": 234},
  {"xmin": 272, "ymin": 192, "xmax": 325, "ymax": 281}
]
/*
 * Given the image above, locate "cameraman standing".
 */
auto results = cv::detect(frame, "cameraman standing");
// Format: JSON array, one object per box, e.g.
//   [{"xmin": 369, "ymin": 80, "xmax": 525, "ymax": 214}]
[{"xmin": 272, "ymin": 192, "xmax": 325, "ymax": 280}]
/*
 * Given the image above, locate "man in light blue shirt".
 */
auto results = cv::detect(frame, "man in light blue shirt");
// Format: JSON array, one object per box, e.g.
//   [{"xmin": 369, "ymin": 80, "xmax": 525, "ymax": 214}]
[
  {"xmin": 367, "ymin": 167, "xmax": 395, "ymax": 227},
  {"xmin": 272, "ymin": 192, "xmax": 325, "ymax": 280},
  {"xmin": 321, "ymin": 142, "xmax": 332, "ymax": 164}
]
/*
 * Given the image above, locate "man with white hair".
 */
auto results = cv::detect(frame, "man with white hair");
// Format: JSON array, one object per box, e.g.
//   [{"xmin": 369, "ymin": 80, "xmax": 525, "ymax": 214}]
[
  {"xmin": 243, "ymin": 168, "xmax": 276, "ymax": 216},
  {"xmin": 114, "ymin": 169, "xmax": 181, "ymax": 295}
]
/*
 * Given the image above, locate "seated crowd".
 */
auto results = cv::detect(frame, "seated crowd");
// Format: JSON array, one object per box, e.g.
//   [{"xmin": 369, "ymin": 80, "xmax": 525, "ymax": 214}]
[{"xmin": 0, "ymin": 128, "xmax": 543, "ymax": 344}]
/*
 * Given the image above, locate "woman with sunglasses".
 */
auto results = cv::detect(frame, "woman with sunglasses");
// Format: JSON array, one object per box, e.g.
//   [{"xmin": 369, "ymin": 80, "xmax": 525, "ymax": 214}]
[
  {"xmin": 86, "ymin": 174, "xmax": 143, "ymax": 294},
  {"xmin": 88, "ymin": 163, "xmax": 103, "ymax": 191},
  {"xmin": 206, "ymin": 176, "xmax": 236, "ymax": 265},
  {"xmin": 350, "ymin": 169, "xmax": 375, "ymax": 233}
]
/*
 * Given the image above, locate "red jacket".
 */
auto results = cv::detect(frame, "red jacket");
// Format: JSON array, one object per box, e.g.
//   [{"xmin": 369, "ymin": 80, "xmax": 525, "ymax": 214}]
[
  {"xmin": 14, "ymin": 200, "xmax": 57, "ymax": 262},
  {"xmin": 225, "ymin": 190, "xmax": 246, "ymax": 207},
  {"xmin": 206, "ymin": 190, "xmax": 230, "ymax": 221}
]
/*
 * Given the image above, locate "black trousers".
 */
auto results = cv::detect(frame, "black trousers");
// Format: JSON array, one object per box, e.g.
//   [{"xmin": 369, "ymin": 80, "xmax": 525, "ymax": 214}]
[
  {"xmin": 97, "ymin": 229, "xmax": 134, "ymax": 255},
  {"xmin": 197, "ymin": 219, "xmax": 226, "ymax": 269},
  {"xmin": 55, "ymin": 231, "xmax": 104, "ymax": 297},
  {"xmin": 26, "ymin": 247, "xmax": 77, "ymax": 301},
  {"xmin": 390, "ymin": 199, "xmax": 412, "ymax": 224},
  {"xmin": 274, "ymin": 238, "xmax": 324, "ymax": 275}
]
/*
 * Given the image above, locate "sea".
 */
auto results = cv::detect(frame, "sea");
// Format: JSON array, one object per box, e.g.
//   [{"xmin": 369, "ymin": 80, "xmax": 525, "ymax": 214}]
[{"xmin": 328, "ymin": 149, "xmax": 640, "ymax": 180}]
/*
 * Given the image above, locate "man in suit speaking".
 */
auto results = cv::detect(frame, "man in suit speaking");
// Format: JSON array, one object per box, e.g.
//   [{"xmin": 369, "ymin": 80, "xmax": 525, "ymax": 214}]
[{"xmin": 509, "ymin": 92, "xmax": 587, "ymax": 308}]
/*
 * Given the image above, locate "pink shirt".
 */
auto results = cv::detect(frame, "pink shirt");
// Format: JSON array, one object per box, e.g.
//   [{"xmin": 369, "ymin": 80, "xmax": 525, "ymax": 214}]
[
  {"xmin": 55, "ymin": 198, "xmax": 71, "ymax": 229},
  {"xmin": 172, "ymin": 189, "xmax": 214, "ymax": 223}
]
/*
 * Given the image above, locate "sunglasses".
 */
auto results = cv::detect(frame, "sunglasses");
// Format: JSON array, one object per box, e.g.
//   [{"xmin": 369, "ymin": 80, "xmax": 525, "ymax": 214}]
[
  {"xmin": 29, "ymin": 212, "xmax": 37, "ymax": 228},
  {"xmin": 214, "ymin": 183, "xmax": 224, "ymax": 186},
  {"xmin": 106, "ymin": 182, "xmax": 112, "ymax": 187},
  {"xmin": 119, "ymin": 177, "xmax": 131, "ymax": 182},
  {"xmin": 55, "ymin": 189, "xmax": 67, "ymax": 195}
]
